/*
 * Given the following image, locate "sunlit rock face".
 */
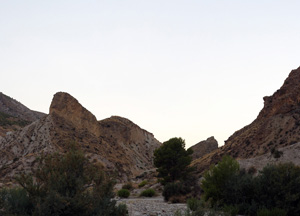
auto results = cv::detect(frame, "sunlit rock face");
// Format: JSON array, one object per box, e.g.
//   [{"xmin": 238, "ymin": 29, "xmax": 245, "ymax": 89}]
[
  {"xmin": 192, "ymin": 66, "xmax": 300, "ymax": 174},
  {"xmin": 0, "ymin": 92, "xmax": 161, "ymax": 185}
]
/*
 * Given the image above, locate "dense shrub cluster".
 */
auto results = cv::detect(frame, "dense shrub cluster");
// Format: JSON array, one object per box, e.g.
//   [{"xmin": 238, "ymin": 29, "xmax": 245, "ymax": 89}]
[
  {"xmin": 202, "ymin": 156, "xmax": 300, "ymax": 216},
  {"xmin": 0, "ymin": 144, "xmax": 127, "ymax": 216},
  {"xmin": 140, "ymin": 189, "xmax": 156, "ymax": 197},
  {"xmin": 117, "ymin": 189, "xmax": 130, "ymax": 198}
]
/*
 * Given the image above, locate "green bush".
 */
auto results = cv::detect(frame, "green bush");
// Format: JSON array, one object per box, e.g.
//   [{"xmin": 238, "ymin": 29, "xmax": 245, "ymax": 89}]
[
  {"xmin": 223, "ymin": 205, "xmax": 239, "ymax": 216},
  {"xmin": 187, "ymin": 198, "xmax": 202, "ymax": 211},
  {"xmin": 140, "ymin": 189, "xmax": 156, "ymax": 197},
  {"xmin": 257, "ymin": 208, "xmax": 287, "ymax": 216},
  {"xmin": 116, "ymin": 203, "xmax": 128, "ymax": 216},
  {"xmin": 201, "ymin": 155, "xmax": 300, "ymax": 216},
  {"xmin": 201, "ymin": 155, "xmax": 240, "ymax": 206},
  {"xmin": 163, "ymin": 181, "xmax": 191, "ymax": 201},
  {"xmin": 0, "ymin": 187, "xmax": 33, "ymax": 215},
  {"xmin": 4, "ymin": 143, "xmax": 127, "ymax": 216},
  {"xmin": 138, "ymin": 180, "xmax": 148, "ymax": 188},
  {"xmin": 122, "ymin": 182, "xmax": 133, "ymax": 190},
  {"xmin": 255, "ymin": 163, "xmax": 300, "ymax": 216},
  {"xmin": 117, "ymin": 189, "xmax": 130, "ymax": 198}
]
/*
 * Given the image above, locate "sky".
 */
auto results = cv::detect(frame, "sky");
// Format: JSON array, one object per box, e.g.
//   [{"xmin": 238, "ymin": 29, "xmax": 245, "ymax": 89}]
[{"xmin": 1, "ymin": 1, "xmax": 300, "ymax": 148}]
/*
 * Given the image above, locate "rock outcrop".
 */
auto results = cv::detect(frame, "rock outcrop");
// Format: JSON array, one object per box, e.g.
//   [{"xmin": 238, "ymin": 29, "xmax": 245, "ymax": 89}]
[
  {"xmin": 0, "ymin": 92, "xmax": 161, "ymax": 184},
  {"xmin": 189, "ymin": 136, "xmax": 218, "ymax": 160},
  {"xmin": 0, "ymin": 92, "xmax": 45, "ymax": 136},
  {"xmin": 192, "ymin": 66, "xmax": 300, "ymax": 173},
  {"xmin": 238, "ymin": 142, "xmax": 300, "ymax": 173}
]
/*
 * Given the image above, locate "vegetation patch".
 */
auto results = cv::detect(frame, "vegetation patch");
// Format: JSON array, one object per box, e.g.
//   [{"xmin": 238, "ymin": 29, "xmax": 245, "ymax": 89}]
[
  {"xmin": 117, "ymin": 189, "xmax": 130, "ymax": 198},
  {"xmin": 0, "ymin": 111, "xmax": 29, "ymax": 127},
  {"xmin": 140, "ymin": 189, "xmax": 156, "ymax": 197},
  {"xmin": 138, "ymin": 180, "xmax": 148, "ymax": 188}
]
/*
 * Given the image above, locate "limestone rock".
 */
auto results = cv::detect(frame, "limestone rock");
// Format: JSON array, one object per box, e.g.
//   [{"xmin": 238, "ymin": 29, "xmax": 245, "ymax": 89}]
[
  {"xmin": 193, "ymin": 66, "xmax": 300, "ymax": 174},
  {"xmin": 0, "ymin": 92, "xmax": 161, "ymax": 184},
  {"xmin": 0, "ymin": 92, "xmax": 45, "ymax": 122},
  {"xmin": 0, "ymin": 92, "xmax": 46, "ymax": 137},
  {"xmin": 189, "ymin": 136, "xmax": 218, "ymax": 160}
]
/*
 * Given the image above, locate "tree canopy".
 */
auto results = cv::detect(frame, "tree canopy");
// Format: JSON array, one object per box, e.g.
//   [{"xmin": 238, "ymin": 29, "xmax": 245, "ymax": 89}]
[{"xmin": 154, "ymin": 137, "xmax": 193, "ymax": 185}]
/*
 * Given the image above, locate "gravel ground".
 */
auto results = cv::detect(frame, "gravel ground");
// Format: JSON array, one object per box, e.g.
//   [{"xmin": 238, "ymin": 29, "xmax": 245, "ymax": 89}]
[{"xmin": 117, "ymin": 197, "xmax": 187, "ymax": 216}]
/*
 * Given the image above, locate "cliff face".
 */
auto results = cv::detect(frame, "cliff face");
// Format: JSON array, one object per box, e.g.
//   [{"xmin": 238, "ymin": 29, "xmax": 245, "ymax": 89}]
[
  {"xmin": 192, "ymin": 67, "xmax": 300, "ymax": 173},
  {"xmin": 189, "ymin": 136, "xmax": 218, "ymax": 160},
  {"xmin": 0, "ymin": 93, "xmax": 46, "ymax": 137},
  {"xmin": 0, "ymin": 92, "xmax": 161, "ymax": 184}
]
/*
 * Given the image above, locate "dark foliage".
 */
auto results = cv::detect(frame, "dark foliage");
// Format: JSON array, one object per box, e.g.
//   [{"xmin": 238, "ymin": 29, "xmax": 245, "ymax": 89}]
[
  {"xmin": 0, "ymin": 111, "xmax": 29, "ymax": 127},
  {"xmin": 117, "ymin": 189, "xmax": 130, "ymax": 198},
  {"xmin": 154, "ymin": 137, "xmax": 193, "ymax": 185},
  {"xmin": 140, "ymin": 189, "xmax": 156, "ymax": 197},
  {"xmin": 0, "ymin": 144, "xmax": 127, "ymax": 216},
  {"xmin": 201, "ymin": 156, "xmax": 300, "ymax": 216}
]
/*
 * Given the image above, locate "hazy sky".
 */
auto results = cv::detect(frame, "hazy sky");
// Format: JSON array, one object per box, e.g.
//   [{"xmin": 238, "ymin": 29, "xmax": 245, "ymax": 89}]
[{"xmin": 1, "ymin": 1, "xmax": 300, "ymax": 148}]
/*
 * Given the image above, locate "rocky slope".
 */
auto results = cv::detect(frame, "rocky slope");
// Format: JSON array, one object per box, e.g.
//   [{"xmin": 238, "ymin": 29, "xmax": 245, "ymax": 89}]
[
  {"xmin": 192, "ymin": 66, "xmax": 300, "ymax": 173},
  {"xmin": 0, "ymin": 92, "xmax": 161, "ymax": 184},
  {"xmin": 238, "ymin": 142, "xmax": 300, "ymax": 173},
  {"xmin": 0, "ymin": 92, "xmax": 45, "ymax": 136},
  {"xmin": 189, "ymin": 136, "xmax": 218, "ymax": 160}
]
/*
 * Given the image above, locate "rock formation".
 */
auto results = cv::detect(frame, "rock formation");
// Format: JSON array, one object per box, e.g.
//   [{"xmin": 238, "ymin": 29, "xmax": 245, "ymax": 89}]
[
  {"xmin": 189, "ymin": 136, "xmax": 218, "ymax": 160},
  {"xmin": 192, "ymin": 66, "xmax": 300, "ymax": 173},
  {"xmin": 0, "ymin": 92, "xmax": 161, "ymax": 185},
  {"xmin": 238, "ymin": 142, "xmax": 300, "ymax": 173},
  {"xmin": 0, "ymin": 92, "xmax": 45, "ymax": 136}
]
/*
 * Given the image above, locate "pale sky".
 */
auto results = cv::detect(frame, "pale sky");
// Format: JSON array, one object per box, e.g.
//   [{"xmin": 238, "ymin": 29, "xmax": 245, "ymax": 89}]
[{"xmin": 1, "ymin": 1, "xmax": 300, "ymax": 148}]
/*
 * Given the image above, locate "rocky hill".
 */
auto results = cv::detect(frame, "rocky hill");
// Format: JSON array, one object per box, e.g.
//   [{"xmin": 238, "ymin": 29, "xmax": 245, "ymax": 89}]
[
  {"xmin": 238, "ymin": 142, "xmax": 300, "ymax": 173},
  {"xmin": 0, "ymin": 92, "xmax": 161, "ymax": 185},
  {"xmin": 189, "ymin": 136, "xmax": 218, "ymax": 160},
  {"xmin": 0, "ymin": 92, "xmax": 45, "ymax": 136},
  {"xmin": 192, "ymin": 66, "xmax": 300, "ymax": 173}
]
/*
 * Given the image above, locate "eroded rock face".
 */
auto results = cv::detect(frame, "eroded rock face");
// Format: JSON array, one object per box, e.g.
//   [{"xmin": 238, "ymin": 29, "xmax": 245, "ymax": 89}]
[
  {"xmin": 0, "ymin": 92, "xmax": 161, "ymax": 184},
  {"xmin": 190, "ymin": 136, "xmax": 218, "ymax": 160},
  {"xmin": 238, "ymin": 142, "xmax": 300, "ymax": 174},
  {"xmin": 0, "ymin": 92, "xmax": 46, "ymax": 136},
  {"xmin": 192, "ymin": 66, "xmax": 300, "ymax": 174},
  {"xmin": 50, "ymin": 92, "xmax": 99, "ymax": 136}
]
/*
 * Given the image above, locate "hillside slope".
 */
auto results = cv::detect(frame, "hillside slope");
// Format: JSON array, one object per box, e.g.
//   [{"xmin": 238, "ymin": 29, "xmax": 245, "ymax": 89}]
[
  {"xmin": 0, "ymin": 93, "xmax": 45, "ymax": 136},
  {"xmin": 0, "ymin": 92, "xmax": 161, "ymax": 184},
  {"xmin": 193, "ymin": 66, "xmax": 300, "ymax": 173}
]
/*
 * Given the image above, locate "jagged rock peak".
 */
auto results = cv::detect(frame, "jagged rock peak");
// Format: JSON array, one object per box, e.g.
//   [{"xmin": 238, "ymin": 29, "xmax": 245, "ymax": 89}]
[
  {"xmin": 49, "ymin": 92, "xmax": 98, "ymax": 134},
  {"xmin": 259, "ymin": 66, "xmax": 300, "ymax": 119},
  {"xmin": 190, "ymin": 136, "xmax": 218, "ymax": 160}
]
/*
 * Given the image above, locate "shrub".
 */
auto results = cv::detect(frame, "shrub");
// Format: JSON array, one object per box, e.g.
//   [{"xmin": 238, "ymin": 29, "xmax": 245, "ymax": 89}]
[
  {"xmin": 255, "ymin": 163, "xmax": 300, "ymax": 215},
  {"xmin": 115, "ymin": 203, "xmax": 128, "ymax": 216},
  {"xmin": 163, "ymin": 181, "xmax": 191, "ymax": 201},
  {"xmin": 0, "ymin": 187, "xmax": 33, "ymax": 215},
  {"xmin": 122, "ymin": 182, "xmax": 133, "ymax": 190},
  {"xmin": 9, "ymin": 143, "xmax": 126, "ymax": 216},
  {"xmin": 223, "ymin": 205, "xmax": 239, "ymax": 216},
  {"xmin": 201, "ymin": 155, "xmax": 240, "ymax": 206},
  {"xmin": 257, "ymin": 208, "xmax": 287, "ymax": 216},
  {"xmin": 140, "ymin": 189, "xmax": 156, "ymax": 197},
  {"xmin": 117, "ymin": 189, "xmax": 130, "ymax": 198},
  {"xmin": 138, "ymin": 180, "xmax": 148, "ymax": 188},
  {"xmin": 187, "ymin": 198, "xmax": 202, "ymax": 211},
  {"xmin": 271, "ymin": 147, "xmax": 283, "ymax": 158}
]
